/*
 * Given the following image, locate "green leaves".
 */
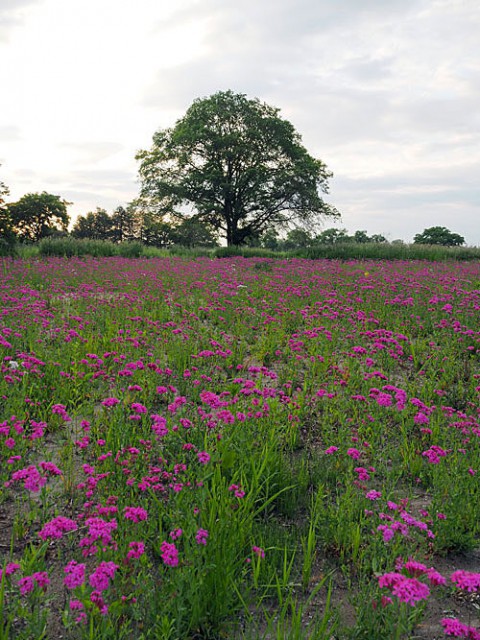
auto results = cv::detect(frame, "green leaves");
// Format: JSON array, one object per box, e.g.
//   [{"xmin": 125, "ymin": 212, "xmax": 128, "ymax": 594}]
[
  {"xmin": 7, "ymin": 192, "xmax": 70, "ymax": 243},
  {"xmin": 137, "ymin": 90, "xmax": 338, "ymax": 246}
]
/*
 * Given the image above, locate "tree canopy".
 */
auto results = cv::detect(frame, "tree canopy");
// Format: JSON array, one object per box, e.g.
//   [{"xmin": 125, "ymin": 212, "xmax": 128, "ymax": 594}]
[
  {"xmin": 413, "ymin": 226, "xmax": 465, "ymax": 247},
  {"xmin": 0, "ymin": 169, "xmax": 16, "ymax": 248},
  {"xmin": 136, "ymin": 90, "xmax": 339, "ymax": 246},
  {"xmin": 7, "ymin": 192, "xmax": 70, "ymax": 242}
]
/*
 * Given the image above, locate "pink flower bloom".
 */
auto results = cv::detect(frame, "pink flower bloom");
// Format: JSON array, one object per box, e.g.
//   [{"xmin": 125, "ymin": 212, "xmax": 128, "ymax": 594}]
[
  {"xmin": 39, "ymin": 461, "xmax": 62, "ymax": 476},
  {"xmin": 101, "ymin": 397, "xmax": 120, "ymax": 407},
  {"xmin": 127, "ymin": 541, "xmax": 145, "ymax": 559},
  {"xmin": 347, "ymin": 448, "xmax": 361, "ymax": 460},
  {"xmin": 379, "ymin": 572, "xmax": 430, "ymax": 606},
  {"xmin": 426, "ymin": 568, "xmax": 447, "ymax": 586},
  {"xmin": 89, "ymin": 561, "xmax": 118, "ymax": 591},
  {"xmin": 441, "ymin": 618, "xmax": 480, "ymax": 639},
  {"xmin": 0, "ymin": 562, "xmax": 21, "ymax": 582},
  {"xmin": 131, "ymin": 402, "xmax": 148, "ymax": 414},
  {"xmin": 451, "ymin": 570, "xmax": 480, "ymax": 593},
  {"xmin": 39, "ymin": 516, "xmax": 77, "ymax": 540},
  {"xmin": 324, "ymin": 446, "xmax": 339, "ymax": 455},
  {"xmin": 197, "ymin": 451, "xmax": 210, "ymax": 465},
  {"xmin": 64, "ymin": 561, "xmax": 86, "ymax": 589},
  {"xmin": 252, "ymin": 546, "xmax": 265, "ymax": 558},
  {"xmin": 160, "ymin": 541, "xmax": 179, "ymax": 567},
  {"xmin": 32, "ymin": 571, "xmax": 50, "ymax": 589},
  {"xmin": 392, "ymin": 577, "xmax": 430, "ymax": 606},
  {"xmin": 195, "ymin": 528, "xmax": 209, "ymax": 545},
  {"xmin": 18, "ymin": 576, "xmax": 35, "ymax": 595},
  {"xmin": 90, "ymin": 590, "xmax": 108, "ymax": 615},
  {"xmin": 366, "ymin": 490, "xmax": 382, "ymax": 501},
  {"xmin": 124, "ymin": 506, "xmax": 148, "ymax": 523},
  {"xmin": 10, "ymin": 465, "xmax": 46, "ymax": 492}
]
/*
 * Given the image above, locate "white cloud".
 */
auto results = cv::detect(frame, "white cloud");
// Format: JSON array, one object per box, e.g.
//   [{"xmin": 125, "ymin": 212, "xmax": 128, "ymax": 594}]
[{"xmin": 1, "ymin": 0, "xmax": 479, "ymax": 243}]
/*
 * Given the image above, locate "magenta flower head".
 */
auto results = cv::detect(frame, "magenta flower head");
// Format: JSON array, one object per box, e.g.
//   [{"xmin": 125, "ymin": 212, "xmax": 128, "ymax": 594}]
[
  {"xmin": 89, "ymin": 561, "xmax": 118, "ymax": 591},
  {"xmin": 64, "ymin": 561, "xmax": 86, "ymax": 589},
  {"xmin": 160, "ymin": 541, "xmax": 179, "ymax": 567},
  {"xmin": 124, "ymin": 506, "xmax": 148, "ymax": 523},
  {"xmin": 127, "ymin": 541, "xmax": 145, "ymax": 559},
  {"xmin": 197, "ymin": 451, "xmax": 210, "ymax": 465},
  {"xmin": 39, "ymin": 515, "xmax": 77, "ymax": 540},
  {"xmin": 324, "ymin": 446, "xmax": 339, "ymax": 455},
  {"xmin": 101, "ymin": 397, "xmax": 120, "ymax": 408},
  {"xmin": 451, "ymin": 570, "xmax": 480, "ymax": 593},
  {"xmin": 347, "ymin": 448, "xmax": 361, "ymax": 460},
  {"xmin": 195, "ymin": 528, "xmax": 209, "ymax": 545}
]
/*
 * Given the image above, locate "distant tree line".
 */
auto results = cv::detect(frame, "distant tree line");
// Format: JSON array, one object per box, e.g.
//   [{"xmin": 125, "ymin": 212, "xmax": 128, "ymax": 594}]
[
  {"xmin": 0, "ymin": 180, "xmax": 468, "ymax": 251},
  {"xmin": 0, "ymin": 85, "xmax": 468, "ymax": 254}
]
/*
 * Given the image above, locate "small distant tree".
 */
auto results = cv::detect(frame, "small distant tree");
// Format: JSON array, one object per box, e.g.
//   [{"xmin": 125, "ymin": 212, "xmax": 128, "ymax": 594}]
[
  {"xmin": 282, "ymin": 228, "xmax": 313, "ymax": 250},
  {"xmin": 171, "ymin": 217, "xmax": 218, "ymax": 248},
  {"xmin": 0, "ymin": 171, "xmax": 16, "ymax": 248},
  {"xmin": 7, "ymin": 192, "xmax": 70, "ymax": 242},
  {"xmin": 71, "ymin": 212, "xmax": 97, "ymax": 239},
  {"xmin": 315, "ymin": 228, "xmax": 350, "ymax": 244},
  {"xmin": 413, "ymin": 226, "xmax": 465, "ymax": 246},
  {"xmin": 353, "ymin": 230, "xmax": 369, "ymax": 244},
  {"xmin": 260, "ymin": 228, "xmax": 280, "ymax": 250},
  {"xmin": 370, "ymin": 233, "xmax": 387, "ymax": 243},
  {"xmin": 72, "ymin": 208, "xmax": 116, "ymax": 241},
  {"xmin": 111, "ymin": 206, "xmax": 136, "ymax": 243}
]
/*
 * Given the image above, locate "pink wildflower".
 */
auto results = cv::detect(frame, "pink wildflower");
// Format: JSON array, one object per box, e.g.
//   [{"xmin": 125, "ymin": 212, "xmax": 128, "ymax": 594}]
[
  {"xmin": 101, "ymin": 397, "xmax": 120, "ymax": 408},
  {"xmin": 324, "ymin": 446, "xmax": 339, "ymax": 455},
  {"xmin": 39, "ymin": 516, "xmax": 77, "ymax": 540},
  {"xmin": 347, "ymin": 448, "xmax": 361, "ymax": 460},
  {"xmin": 89, "ymin": 561, "xmax": 118, "ymax": 591},
  {"xmin": 197, "ymin": 451, "xmax": 211, "ymax": 465},
  {"xmin": 127, "ymin": 541, "xmax": 145, "ymax": 559},
  {"xmin": 160, "ymin": 541, "xmax": 179, "ymax": 567},
  {"xmin": 195, "ymin": 528, "xmax": 209, "ymax": 545},
  {"xmin": 451, "ymin": 570, "xmax": 480, "ymax": 593},
  {"xmin": 124, "ymin": 506, "xmax": 148, "ymax": 523},
  {"xmin": 64, "ymin": 561, "xmax": 86, "ymax": 589}
]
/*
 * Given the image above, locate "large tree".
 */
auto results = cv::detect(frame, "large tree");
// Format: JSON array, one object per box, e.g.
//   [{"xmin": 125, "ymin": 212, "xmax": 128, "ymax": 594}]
[
  {"xmin": 7, "ymin": 192, "xmax": 70, "ymax": 242},
  {"xmin": 136, "ymin": 91, "xmax": 338, "ymax": 246},
  {"xmin": 413, "ymin": 226, "xmax": 465, "ymax": 247}
]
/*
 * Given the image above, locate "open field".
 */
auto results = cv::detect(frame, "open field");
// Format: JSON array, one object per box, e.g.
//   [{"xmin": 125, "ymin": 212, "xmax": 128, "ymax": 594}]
[{"xmin": 1, "ymin": 256, "xmax": 480, "ymax": 639}]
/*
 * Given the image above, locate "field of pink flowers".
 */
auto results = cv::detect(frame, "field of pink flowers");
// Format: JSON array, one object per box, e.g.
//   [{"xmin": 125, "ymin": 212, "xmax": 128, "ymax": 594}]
[{"xmin": 1, "ymin": 256, "xmax": 480, "ymax": 639}]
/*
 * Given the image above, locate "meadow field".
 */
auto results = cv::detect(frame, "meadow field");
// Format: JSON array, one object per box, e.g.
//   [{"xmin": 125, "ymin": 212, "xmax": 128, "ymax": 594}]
[{"xmin": 1, "ymin": 256, "xmax": 479, "ymax": 639}]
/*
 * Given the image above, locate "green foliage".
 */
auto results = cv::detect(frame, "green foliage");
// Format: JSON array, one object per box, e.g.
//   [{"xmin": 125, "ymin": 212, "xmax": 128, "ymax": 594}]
[
  {"xmin": 71, "ymin": 208, "xmax": 113, "ymax": 241},
  {"xmin": 7, "ymin": 192, "xmax": 70, "ymax": 243},
  {"xmin": 137, "ymin": 90, "xmax": 338, "ymax": 246},
  {"xmin": 72, "ymin": 207, "xmax": 137, "ymax": 244},
  {"xmin": 413, "ymin": 226, "xmax": 465, "ymax": 246},
  {"xmin": 0, "ymin": 169, "xmax": 16, "ymax": 253},
  {"xmin": 170, "ymin": 216, "xmax": 218, "ymax": 248}
]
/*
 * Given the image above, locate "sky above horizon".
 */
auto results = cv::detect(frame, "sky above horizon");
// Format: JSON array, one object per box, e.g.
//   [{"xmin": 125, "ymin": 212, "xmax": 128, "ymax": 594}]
[{"xmin": 1, "ymin": 0, "xmax": 479, "ymax": 244}]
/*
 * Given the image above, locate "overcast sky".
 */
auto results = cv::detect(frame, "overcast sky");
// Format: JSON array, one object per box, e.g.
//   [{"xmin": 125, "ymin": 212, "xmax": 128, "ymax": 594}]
[{"xmin": 1, "ymin": 0, "xmax": 479, "ymax": 243}]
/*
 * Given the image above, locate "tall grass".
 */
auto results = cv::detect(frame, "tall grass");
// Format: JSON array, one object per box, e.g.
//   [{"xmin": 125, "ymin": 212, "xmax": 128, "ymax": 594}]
[
  {"xmin": 298, "ymin": 242, "xmax": 480, "ymax": 261},
  {"xmin": 4, "ymin": 236, "xmax": 480, "ymax": 261}
]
